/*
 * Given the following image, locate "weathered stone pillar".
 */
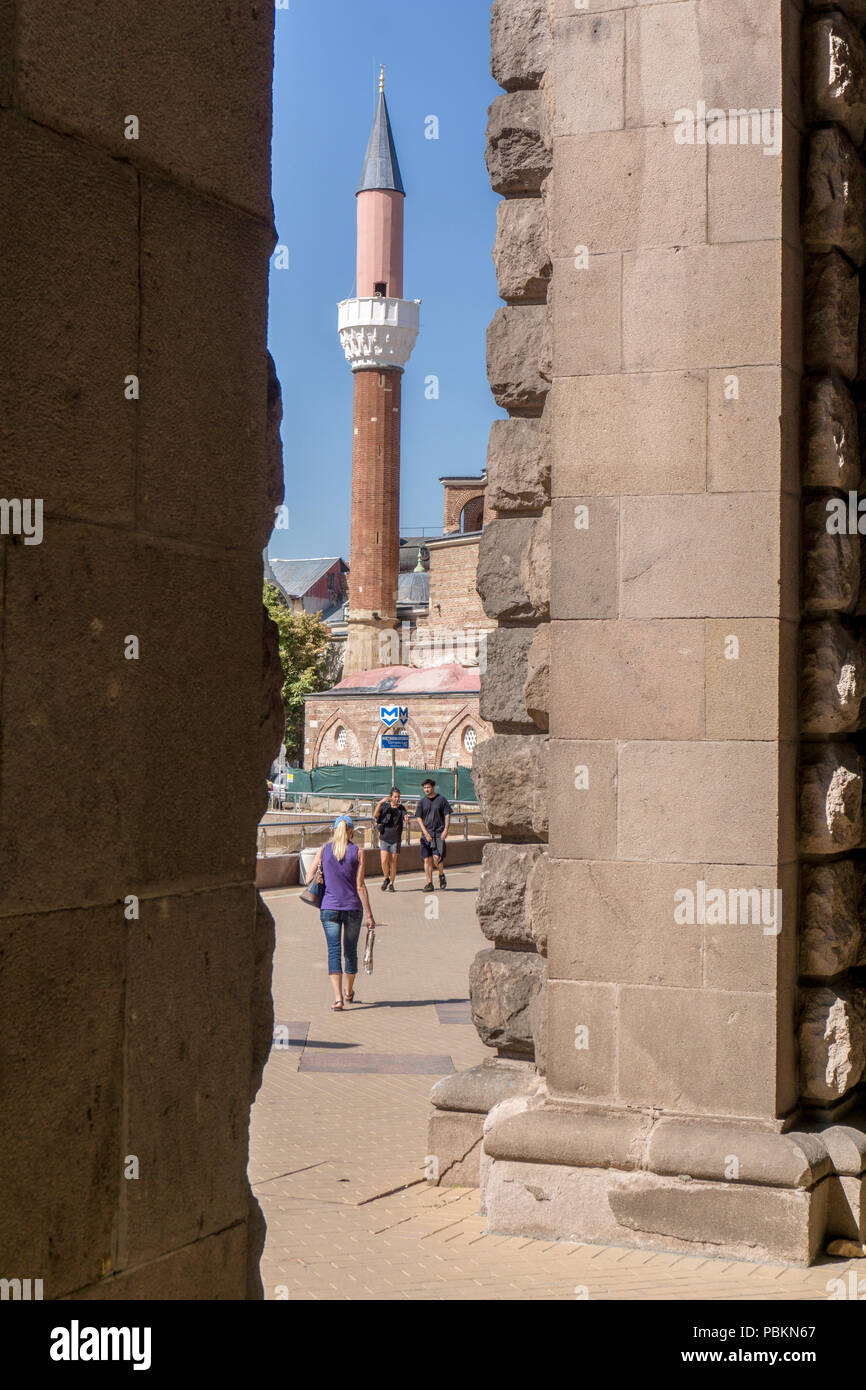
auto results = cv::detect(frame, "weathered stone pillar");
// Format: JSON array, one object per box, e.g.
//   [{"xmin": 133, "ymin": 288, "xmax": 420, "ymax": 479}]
[
  {"xmin": 452, "ymin": 0, "xmax": 866, "ymax": 1263},
  {"xmin": 426, "ymin": 0, "xmax": 553, "ymax": 1186}
]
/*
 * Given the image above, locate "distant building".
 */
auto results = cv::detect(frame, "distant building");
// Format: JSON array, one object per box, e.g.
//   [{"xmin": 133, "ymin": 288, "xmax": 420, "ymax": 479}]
[{"xmin": 265, "ymin": 556, "xmax": 348, "ymax": 620}]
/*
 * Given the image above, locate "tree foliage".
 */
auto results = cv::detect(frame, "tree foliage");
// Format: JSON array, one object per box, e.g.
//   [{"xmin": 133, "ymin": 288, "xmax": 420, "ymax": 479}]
[{"xmin": 263, "ymin": 582, "xmax": 340, "ymax": 761}]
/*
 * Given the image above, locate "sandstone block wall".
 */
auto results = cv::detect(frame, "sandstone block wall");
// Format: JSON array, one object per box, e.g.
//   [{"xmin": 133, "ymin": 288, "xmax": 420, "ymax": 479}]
[
  {"xmin": 0, "ymin": 2, "xmax": 281, "ymax": 1298},
  {"xmin": 469, "ymin": 0, "xmax": 553, "ymax": 1068}
]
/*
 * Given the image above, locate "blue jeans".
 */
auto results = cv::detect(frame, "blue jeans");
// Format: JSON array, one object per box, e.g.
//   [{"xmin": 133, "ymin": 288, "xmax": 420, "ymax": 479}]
[{"xmin": 320, "ymin": 909, "xmax": 363, "ymax": 975}]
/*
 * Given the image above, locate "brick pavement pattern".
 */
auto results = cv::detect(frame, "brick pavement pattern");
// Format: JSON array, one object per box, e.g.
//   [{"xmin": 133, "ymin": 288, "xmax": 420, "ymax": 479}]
[{"xmin": 250, "ymin": 867, "xmax": 864, "ymax": 1301}]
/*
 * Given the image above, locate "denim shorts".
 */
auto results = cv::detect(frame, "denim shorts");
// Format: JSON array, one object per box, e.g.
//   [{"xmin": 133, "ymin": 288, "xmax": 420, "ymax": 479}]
[{"xmin": 319, "ymin": 908, "xmax": 363, "ymax": 974}]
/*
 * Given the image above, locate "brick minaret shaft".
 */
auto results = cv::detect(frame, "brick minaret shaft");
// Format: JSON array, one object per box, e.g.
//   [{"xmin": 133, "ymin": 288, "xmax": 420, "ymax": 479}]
[
  {"xmin": 339, "ymin": 69, "xmax": 418, "ymax": 677},
  {"xmin": 349, "ymin": 368, "xmax": 402, "ymax": 637}
]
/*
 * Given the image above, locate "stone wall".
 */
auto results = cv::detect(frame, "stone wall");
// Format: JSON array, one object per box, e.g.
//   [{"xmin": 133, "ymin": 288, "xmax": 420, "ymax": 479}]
[
  {"xmin": 797, "ymin": 6, "xmax": 866, "ymax": 1111},
  {"xmin": 0, "ymin": 3, "xmax": 281, "ymax": 1298},
  {"xmin": 473, "ymin": 0, "xmax": 552, "ymax": 1069},
  {"xmin": 430, "ymin": 0, "xmax": 866, "ymax": 1262},
  {"xmin": 427, "ymin": 0, "xmax": 553, "ymax": 1185}
]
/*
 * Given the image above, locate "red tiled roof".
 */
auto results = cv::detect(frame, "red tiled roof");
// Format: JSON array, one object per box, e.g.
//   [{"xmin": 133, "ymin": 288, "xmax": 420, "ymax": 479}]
[{"xmin": 332, "ymin": 662, "xmax": 480, "ymax": 694}]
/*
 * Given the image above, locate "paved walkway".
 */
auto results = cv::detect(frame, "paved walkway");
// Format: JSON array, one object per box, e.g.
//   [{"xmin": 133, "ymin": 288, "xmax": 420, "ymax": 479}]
[{"xmin": 250, "ymin": 866, "xmax": 864, "ymax": 1301}]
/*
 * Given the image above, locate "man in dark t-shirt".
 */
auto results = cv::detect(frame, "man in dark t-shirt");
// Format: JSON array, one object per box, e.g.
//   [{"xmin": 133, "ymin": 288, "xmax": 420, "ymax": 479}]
[
  {"xmin": 373, "ymin": 787, "xmax": 408, "ymax": 892},
  {"xmin": 414, "ymin": 778, "xmax": 452, "ymax": 890}
]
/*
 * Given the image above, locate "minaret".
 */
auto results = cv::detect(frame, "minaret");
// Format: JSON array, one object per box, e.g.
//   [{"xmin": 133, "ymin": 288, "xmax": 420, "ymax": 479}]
[{"xmin": 338, "ymin": 68, "xmax": 419, "ymax": 676}]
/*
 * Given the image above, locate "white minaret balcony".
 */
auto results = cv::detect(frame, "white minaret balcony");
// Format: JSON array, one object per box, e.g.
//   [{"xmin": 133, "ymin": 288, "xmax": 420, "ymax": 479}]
[{"xmin": 338, "ymin": 296, "xmax": 420, "ymax": 371}]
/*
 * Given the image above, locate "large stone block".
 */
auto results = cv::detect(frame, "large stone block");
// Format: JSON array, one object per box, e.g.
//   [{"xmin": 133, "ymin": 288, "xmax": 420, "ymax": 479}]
[
  {"xmin": 524, "ymin": 623, "xmax": 549, "ymax": 731},
  {"xmin": 493, "ymin": 197, "xmax": 551, "ymax": 303},
  {"xmin": 551, "ymin": 11, "xmax": 624, "ymax": 137},
  {"xmin": 550, "ymin": 496, "xmax": 618, "ymax": 620},
  {"xmin": 800, "ymin": 861, "xmax": 862, "ymax": 979},
  {"xmin": 805, "ymin": 253, "xmax": 859, "ymax": 379},
  {"xmin": 480, "ymin": 626, "xmax": 535, "ymax": 726},
  {"xmin": 708, "ymin": 366, "xmax": 799, "ymax": 495},
  {"xmin": 124, "ymin": 887, "xmax": 256, "ymax": 1266},
  {"xmin": 486, "ymin": 417, "xmax": 550, "ymax": 512},
  {"xmin": 472, "ymin": 735, "xmax": 548, "ymax": 841},
  {"xmin": 552, "ymin": 127, "xmax": 705, "ymax": 257},
  {"xmin": 618, "ymin": 986, "xmax": 787, "ymax": 1119},
  {"xmin": 705, "ymin": 618, "xmax": 798, "ymax": 742},
  {"xmin": 548, "ymin": 859, "xmax": 702, "ymax": 989},
  {"xmin": 800, "ymin": 618, "xmax": 864, "ymax": 734},
  {"xmin": 14, "ymin": 0, "xmax": 274, "ymax": 220},
  {"xmin": 425, "ymin": 1110, "xmax": 484, "ymax": 1187},
  {"xmin": 548, "ymin": 740, "xmax": 617, "ymax": 861},
  {"xmin": 546, "ymin": 979, "xmax": 616, "ymax": 1101},
  {"xmin": 521, "ymin": 508, "xmax": 550, "ymax": 618},
  {"xmin": 803, "ymin": 13, "xmax": 866, "ymax": 147},
  {"xmin": 0, "ymin": 111, "xmax": 138, "ymax": 525},
  {"xmin": 0, "ymin": 905, "xmax": 124, "ymax": 1297},
  {"xmin": 550, "ymin": 251, "xmax": 622, "ymax": 377},
  {"xmin": 0, "ymin": 524, "xmax": 267, "ymax": 914},
  {"xmin": 487, "ymin": 304, "xmax": 551, "ymax": 413},
  {"xmin": 551, "ymin": 372, "xmax": 706, "ymax": 498},
  {"xmin": 802, "ymin": 374, "xmax": 860, "ymax": 491},
  {"xmin": 799, "ymin": 744, "xmax": 863, "ymax": 855},
  {"xmin": 470, "ymin": 947, "xmax": 544, "ymax": 1058},
  {"xmin": 69, "ymin": 1225, "xmax": 248, "ymax": 1302},
  {"xmin": 802, "ymin": 126, "xmax": 866, "ymax": 266},
  {"xmin": 139, "ymin": 177, "xmax": 273, "ymax": 549},
  {"xmin": 802, "ymin": 496, "xmax": 860, "ymax": 616},
  {"xmin": 700, "ymin": 862, "xmax": 797, "ymax": 998},
  {"xmin": 477, "ymin": 516, "xmax": 547, "ymax": 621},
  {"xmin": 431, "ymin": 1057, "xmax": 538, "ymax": 1114},
  {"xmin": 618, "ymin": 741, "xmax": 789, "ymax": 866},
  {"xmin": 622, "ymin": 243, "xmax": 790, "ymax": 374},
  {"xmin": 478, "ymin": 842, "xmax": 546, "ymax": 947},
  {"xmin": 799, "ymin": 986, "xmax": 866, "ymax": 1104},
  {"xmin": 482, "ymin": 1160, "xmax": 826, "ymax": 1265},
  {"xmin": 491, "ymin": 0, "xmax": 551, "ymax": 92},
  {"xmin": 486, "ymin": 90, "xmax": 551, "ymax": 196},
  {"xmin": 708, "ymin": 120, "xmax": 801, "ymax": 248},
  {"xmin": 551, "ymin": 619, "xmax": 704, "ymax": 741},
  {"xmin": 624, "ymin": 2, "xmax": 786, "ymax": 130},
  {"xmin": 621, "ymin": 494, "xmax": 795, "ymax": 620}
]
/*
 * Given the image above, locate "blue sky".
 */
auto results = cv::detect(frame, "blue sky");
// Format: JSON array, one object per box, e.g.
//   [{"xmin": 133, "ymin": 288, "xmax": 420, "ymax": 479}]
[{"xmin": 267, "ymin": 0, "xmax": 503, "ymax": 561}]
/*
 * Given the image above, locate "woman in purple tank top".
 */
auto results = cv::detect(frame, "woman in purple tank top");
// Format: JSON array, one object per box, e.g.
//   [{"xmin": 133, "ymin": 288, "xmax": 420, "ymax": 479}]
[{"xmin": 307, "ymin": 816, "xmax": 376, "ymax": 1010}]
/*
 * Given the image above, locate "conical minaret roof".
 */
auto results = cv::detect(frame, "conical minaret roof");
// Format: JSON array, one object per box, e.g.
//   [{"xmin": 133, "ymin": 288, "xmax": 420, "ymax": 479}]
[{"xmin": 357, "ymin": 82, "xmax": 405, "ymax": 196}]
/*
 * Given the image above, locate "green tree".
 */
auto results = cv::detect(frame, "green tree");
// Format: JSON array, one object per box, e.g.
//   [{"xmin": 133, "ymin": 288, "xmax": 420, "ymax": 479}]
[{"xmin": 264, "ymin": 582, "xmax": 339, "ymax": 762}]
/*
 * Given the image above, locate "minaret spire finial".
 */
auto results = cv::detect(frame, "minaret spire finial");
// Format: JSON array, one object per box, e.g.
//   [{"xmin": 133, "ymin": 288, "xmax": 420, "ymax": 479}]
[{"xmin": 379, "ymin": 64, "xmax": 385, "ymax": 94}]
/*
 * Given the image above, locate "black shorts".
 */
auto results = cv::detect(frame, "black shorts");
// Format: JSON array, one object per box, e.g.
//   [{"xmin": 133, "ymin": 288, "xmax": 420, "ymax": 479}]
[{"xmin": 420, "ymin": 834, "xmax": 447, "ymax": 862}]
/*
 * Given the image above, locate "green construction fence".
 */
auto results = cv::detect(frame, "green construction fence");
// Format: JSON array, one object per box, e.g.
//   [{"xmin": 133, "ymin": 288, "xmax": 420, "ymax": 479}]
[{"xmin": 278, "ymin": 764, "xmax": 476, "ymax": 803}]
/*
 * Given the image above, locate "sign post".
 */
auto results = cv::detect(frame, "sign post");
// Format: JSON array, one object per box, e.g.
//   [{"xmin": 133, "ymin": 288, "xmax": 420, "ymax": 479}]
[{"xmin": 380, "ymin": 705, "xmax": 409, "ymax": 786}]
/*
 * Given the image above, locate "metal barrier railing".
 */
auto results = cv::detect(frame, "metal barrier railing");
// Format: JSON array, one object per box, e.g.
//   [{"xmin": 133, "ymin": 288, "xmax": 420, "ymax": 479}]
[
  {"xmin": 257, "ymin": 810, "xmax": 489, "ymax": 858},
  {"xmin": 267, "ymin": 792, "xmax": 480, "ymax": 817}
]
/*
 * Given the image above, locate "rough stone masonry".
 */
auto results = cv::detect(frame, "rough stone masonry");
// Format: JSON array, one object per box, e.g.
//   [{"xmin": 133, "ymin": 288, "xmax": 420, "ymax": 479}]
[
  {"xmin": 428, "ymin": 0, "xmax": 866, "ymax": 1264},
  {"xmin": 0, "ymin": 2, "xmax": 281, "ymax": 1297}
]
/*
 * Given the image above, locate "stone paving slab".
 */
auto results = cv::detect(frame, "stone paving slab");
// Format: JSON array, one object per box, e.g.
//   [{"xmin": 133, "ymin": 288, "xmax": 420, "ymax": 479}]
[
  {"xmin": 250, "ymin": 867, "xmax": 865, "ymax": 1301},
  {"xmin": 298, "ymin": 1052, "xmax": 455, "ymax": 1074}
]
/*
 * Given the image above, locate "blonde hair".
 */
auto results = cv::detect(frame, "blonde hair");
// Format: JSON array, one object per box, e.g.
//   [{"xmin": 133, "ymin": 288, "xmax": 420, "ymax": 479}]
[{"xmin": 332, "ymin": 820, "xmax": 351, "ymax": 861}]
